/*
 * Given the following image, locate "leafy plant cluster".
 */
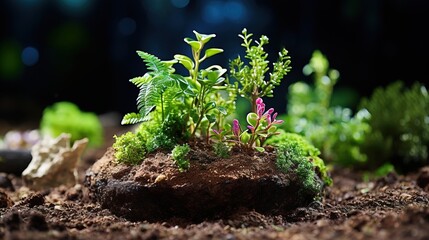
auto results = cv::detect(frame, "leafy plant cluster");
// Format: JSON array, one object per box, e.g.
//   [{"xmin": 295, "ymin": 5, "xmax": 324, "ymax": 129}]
[
  {"xmin": 114, "ymin": 29, "xmax": 290, "ymax": 158},
  {"xmin": 281, "ymin": 49, "xmax": 429, "ymax": 175},
  {"xmin": 113, "ymin": 28, "xmax": 331, "ymax": 187},
  {"xmin": 281, "ymin": 50, "xmax": 370, "ymax": 168},
  {"xmin": 359, "ymin": 81, "xmax": 429, "ymax": 173},
  {"xmin": 40, "ymin": 101, "xmax": 103, "ymax": 147}
]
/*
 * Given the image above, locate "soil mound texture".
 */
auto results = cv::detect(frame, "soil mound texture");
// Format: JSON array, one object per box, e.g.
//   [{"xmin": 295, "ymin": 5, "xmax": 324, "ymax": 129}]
[{"xmin": 84, "ymin": 146, "xmax": 322, "ymax": 222}]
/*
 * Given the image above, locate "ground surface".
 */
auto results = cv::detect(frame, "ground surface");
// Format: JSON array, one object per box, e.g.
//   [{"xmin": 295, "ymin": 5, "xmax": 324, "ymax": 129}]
[{"xmin": 1, "ymin": 122, "xmax": 429, "ymax": 240}]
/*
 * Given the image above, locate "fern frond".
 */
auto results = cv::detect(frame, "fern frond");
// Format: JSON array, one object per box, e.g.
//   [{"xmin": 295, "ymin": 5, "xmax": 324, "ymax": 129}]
[
  {"xmin": 130, "ymin": 74, "xmax": 151, "ymax": 87},
  {"xmin": 121, "ymin": 112, "xmax": 147, "ymax": 125},
  {"xmin": 137, "ymin": 51, "xmax": 170, "ymax": 74},
  {"xmin": 136, "ymin": 81, "xmax": 157, "ymax": 118}
]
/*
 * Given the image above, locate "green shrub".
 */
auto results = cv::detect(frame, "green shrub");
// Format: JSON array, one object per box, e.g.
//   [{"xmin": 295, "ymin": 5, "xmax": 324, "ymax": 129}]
[
  {"xmin": 281, "ymin": 50, "xmax": 370, "ymax": 167},
  {"xmin": 359, "ymin": 81, "xmax": 429, "ymax": 172},
  {"xmin": 40, "ymin": 101, "xmax": 103, "ymax": 147}
]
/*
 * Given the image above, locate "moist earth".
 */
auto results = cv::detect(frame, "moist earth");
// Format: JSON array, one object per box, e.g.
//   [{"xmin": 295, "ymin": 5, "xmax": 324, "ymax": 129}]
[{"xmin": 84, "ymin": 144, "xmax": 321, "ymax": 222}]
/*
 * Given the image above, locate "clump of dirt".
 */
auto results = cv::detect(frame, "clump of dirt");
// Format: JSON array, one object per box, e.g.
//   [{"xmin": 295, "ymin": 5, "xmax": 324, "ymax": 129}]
[{"xmin": 84, "ymin": 143, "xmax": 323, "ymax": 222}]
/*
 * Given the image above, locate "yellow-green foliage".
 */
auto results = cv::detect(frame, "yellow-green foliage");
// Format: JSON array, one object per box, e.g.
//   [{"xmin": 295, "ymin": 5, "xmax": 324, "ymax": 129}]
[
  {"xmin": 40, "ymin": 101, "xmax": 103, "ymax": 147},
  {"xmin": 113, "ymin": 132, "xmax": 146, "ymax": 164},
  {"xmin": 171, "ymin": 144, "xmax": 190, "ymax": 172},
  {"xmin": 113, "ymin": 113, "xmax": 189, "ymax": 165},
  {"xmin": 266, "ymin": 130, "xmax": 332, "ymax": 187},
  {"xmin": 113, "ymin": 131, "xmax": 146, "ymax": 165}
]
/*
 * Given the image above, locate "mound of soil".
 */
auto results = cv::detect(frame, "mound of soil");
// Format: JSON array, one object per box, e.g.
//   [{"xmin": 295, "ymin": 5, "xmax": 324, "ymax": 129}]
[{"xmin": 84, "ymin": 143, "xmax": 322, "ymax": 222}]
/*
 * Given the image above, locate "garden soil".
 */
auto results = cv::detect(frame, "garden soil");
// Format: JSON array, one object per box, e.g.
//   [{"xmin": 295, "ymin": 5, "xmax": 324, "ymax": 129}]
[{"xmin": 1, "ymin": 122, "xmax": 429, "ymax": 240}]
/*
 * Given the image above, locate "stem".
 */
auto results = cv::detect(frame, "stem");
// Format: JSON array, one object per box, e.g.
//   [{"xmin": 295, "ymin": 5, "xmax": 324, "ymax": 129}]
[
  {"xmin": 160, "ymin": 93, "xmax": 164, "ymax": 122},
  {"xmin": 251, "ymin": 87, "xmax": 259, "ymax": 113}
]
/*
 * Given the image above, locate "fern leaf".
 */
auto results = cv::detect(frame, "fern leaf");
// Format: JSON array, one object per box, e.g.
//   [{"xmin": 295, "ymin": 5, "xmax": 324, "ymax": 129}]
[
  {"xmin": 121, "ymin": 112, "xmax": 147, "ymax": 125},
  {"xmin": 125, "ymin": 51, "xmax": 190, "ymax": 125},
  {"xmin": 136, "ymin": 51, "xmax": 170, "ymax": 74}
]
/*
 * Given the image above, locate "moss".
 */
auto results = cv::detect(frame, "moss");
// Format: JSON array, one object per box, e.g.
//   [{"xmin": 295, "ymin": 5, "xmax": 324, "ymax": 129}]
[
  {"xmin": 113, "ymin": 131, "xmax": 146, "ymax": 165},
  {"xmin": 171, "ymin": 144, "xmax": 190, "ymax": 172},
  {"xmin": 267, "ymin": 130, "xmax": 332, "ymax": 187}
]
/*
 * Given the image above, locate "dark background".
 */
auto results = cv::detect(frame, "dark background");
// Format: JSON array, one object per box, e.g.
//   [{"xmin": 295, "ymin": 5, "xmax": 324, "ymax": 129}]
[{"xmin": 1, "ymin": 0, "xmax": 428, "ymax": 124}]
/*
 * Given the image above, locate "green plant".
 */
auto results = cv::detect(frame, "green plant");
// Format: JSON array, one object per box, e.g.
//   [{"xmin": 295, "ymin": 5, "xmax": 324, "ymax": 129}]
[
  {"xmin": 171, "ymin": 144, "xmax": 190, "ymax": 172},
  {"xmin": 121, "ymin": 30, "xmax": 233, "ymax": 143},
  {"xmin": 231, "ymin": 97, "xmax": 283, "ymax": 152},
  {"xmin": 113, "ymin": 28, "xmax": 330, "ymax": 194},
  {"xmin": 212, "ymin": 141, "xmax": 230, "ymax": 158},
  {"xmin": 113, "ymin": 131, "xmax": 146, "ymax": 165},
  {"xmin": 359, "ymin": 80, "xmax": 429, "ymax": 172},
  {"xmin": 274, "ymin": 137, "xmax": 322, "ymax": 196},
  {"xmin": 266, "ymin": 130, "xmax": 332, "ymax": 187},
  {"xmin": 229, "ymin": 28, "xmax": 292, "ymax": 112},
  {"xmin": 40, "ymin": 101, "xmax": 103, "ymax": 147},
  {"xmin": 281, "ymin": 50, "xmax": 370, "ymax": 167}
]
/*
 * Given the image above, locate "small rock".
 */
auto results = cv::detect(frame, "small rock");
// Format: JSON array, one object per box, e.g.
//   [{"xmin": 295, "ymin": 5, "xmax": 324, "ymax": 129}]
[{"xmin": 22, "ymin": 133, "xmax": 88, "ymax": 190}]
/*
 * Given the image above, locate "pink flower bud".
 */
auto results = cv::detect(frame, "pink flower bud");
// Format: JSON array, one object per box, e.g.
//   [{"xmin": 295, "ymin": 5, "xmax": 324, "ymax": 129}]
[
  {"xmin": 272, "ymin": 112, "xmax": 278, "ymax": 120},
  {"xmin": 247, "ymin": 125, "xmax": 255, "ymax": 133},
  {"xmin": 233, "ymin": 119, "xmax": 240, "ymax": 136},
  {"xmin": 257, "ymin": 103, "xmax": 265, "ymax": 117}
]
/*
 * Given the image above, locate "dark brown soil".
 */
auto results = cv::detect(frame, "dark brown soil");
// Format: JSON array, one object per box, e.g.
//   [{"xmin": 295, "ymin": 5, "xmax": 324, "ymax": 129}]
[
  {"xmin": 84, "ymin": 143, "xmax": 321, "ymax": 223},
  {"xmin": 1, "ymin": 123, "xmax": 429, "ymax": 240}
]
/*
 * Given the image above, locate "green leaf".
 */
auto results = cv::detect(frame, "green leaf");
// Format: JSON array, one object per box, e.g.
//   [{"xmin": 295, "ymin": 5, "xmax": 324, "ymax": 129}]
[
  {"xmin": 212, "ymin": 85, "xmax": 227, "ymax": 90},
  {"xmin": 193, "ymin": 31, "xmax": 216, "ymax": 44},
  {"xmin": 240, "ymin": 131, "xmax": 250, "ymax": 143},
  {"xmin": 129, "ymin": 75, "xmax": 150, "ymax": 87},
  {"xmin": 184, "ymin": 38, "xmax": 201, "ymax": 52},
  {"xmin": 174, "ymin": 54, "xmax": 194, "ymax": 71},
  {"xmin": 204, "ymin": 101, "xmax": 216, "ymax": 110},
  {"xmin": 121, "ymin": 112, "xmax": 147, "ymax": 125},
  {"xmin": 190, "ymin": 109, "xmax": 199, "ymax": 123},
  {"xmin": 255, "ymin": 146, "xmax": 265, "ymax": 152},
  {"xmin": 204, "ymin": 48, "xmax": 223, "ymax": 58},
  {"xmin": 217, "ymin": 106, "xmax": 227, "ymax": 115},
  {"xmin": 206, "ymin": 67, "xmax": 227, "ymax": 82},
  {"xmin": 247, "ymin": 112, "xmax": 258, "ymax": 126},
  {"xmin": 206, "ymin": 114, "xmax": 216, "ymax": 123},
  {"xmin": 268, "ymin": 125, "xmax": 277, "ymax": 134}
]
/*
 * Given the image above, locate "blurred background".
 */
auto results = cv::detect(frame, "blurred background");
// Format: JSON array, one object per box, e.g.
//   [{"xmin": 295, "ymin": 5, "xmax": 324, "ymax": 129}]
[{"xmin": 1, "ymin": 0, "xmax": 428, "ymax": 125}]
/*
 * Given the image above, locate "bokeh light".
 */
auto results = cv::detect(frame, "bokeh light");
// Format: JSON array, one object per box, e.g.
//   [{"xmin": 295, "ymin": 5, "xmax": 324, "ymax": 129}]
[
  {"xmin": 171, "ymin": 0, "xmax": 190, "ymax": 9},
  {"xmin": 0, "ymin": 41, "xmax": 22, "ymax": 80},
  {"xmin": 21, "ymin": 46, "xmax": 39, "ymax": 66}
]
